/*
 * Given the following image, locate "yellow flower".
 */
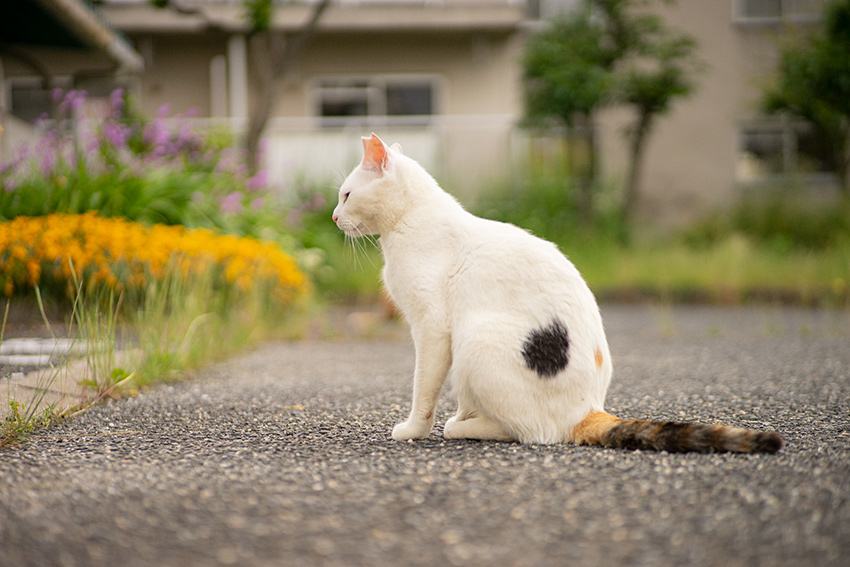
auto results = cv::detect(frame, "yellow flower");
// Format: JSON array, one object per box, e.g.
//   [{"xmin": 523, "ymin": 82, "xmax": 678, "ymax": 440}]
[{"xmin": 0, "ymin": 213, "xmax": 309, "ymax": 304}]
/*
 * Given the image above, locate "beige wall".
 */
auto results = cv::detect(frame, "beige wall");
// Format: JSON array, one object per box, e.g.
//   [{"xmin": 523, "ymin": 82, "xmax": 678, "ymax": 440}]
[
  {"xmin": 111, "ymin": 27, "xmax": 524, "ymax": 192},
  {"xmin": 597, "ymin": 0, "xmax": 806, "ymax": 226},
  {"xmin": 263, "ymin": 29, "xmax": 525, "ymax": 191},
  {"xmin": 129, "ymin": 33, "xmax": 229, "ymax": 117}
]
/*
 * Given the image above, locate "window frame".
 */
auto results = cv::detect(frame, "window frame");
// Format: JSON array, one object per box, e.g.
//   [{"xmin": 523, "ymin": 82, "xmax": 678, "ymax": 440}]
[
  {"xmin": 309, "ymin": 74, "xmax": 441, "ymax": 129},
  {"xmin": 737, "ymin": 117, "xmax": 839, "ymax": 185},
  {"xmin": 733, "ymin": 0, "xmax": 824, "ymax": 25},
  {"xmin": 5, "ymin": 76, "xmax": 73, "ymax": 123}
]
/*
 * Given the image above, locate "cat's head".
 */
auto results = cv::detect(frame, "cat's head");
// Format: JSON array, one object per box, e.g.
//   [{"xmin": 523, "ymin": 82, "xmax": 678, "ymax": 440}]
[{"xmin": 332, "ymin": 133, "xmax": 408, "ymax": 237}]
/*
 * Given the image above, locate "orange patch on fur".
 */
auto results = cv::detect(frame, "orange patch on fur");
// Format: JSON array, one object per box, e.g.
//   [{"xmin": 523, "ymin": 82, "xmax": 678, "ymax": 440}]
[
  {"xmin": 594, "ymin": 348, "xmax": 604, "ymax": 368},
  {"xmin": 570, "ymin": 410, "xmax": 620, "ymax": 445}
]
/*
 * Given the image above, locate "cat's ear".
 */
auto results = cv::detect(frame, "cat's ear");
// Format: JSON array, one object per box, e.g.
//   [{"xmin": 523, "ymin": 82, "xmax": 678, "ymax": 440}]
[
  {"xmin": 390, "ymin": 142, "xmax": 403, "ymax": 155},
  {"xmin": 361, "ymin": 134, "xmax": 389, "ymax": 173}
]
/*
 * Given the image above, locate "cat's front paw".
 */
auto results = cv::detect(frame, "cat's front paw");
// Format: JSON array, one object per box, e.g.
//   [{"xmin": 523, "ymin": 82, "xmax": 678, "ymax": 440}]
[{"xmin": 391, "ymin": 419, "xmax": 432, "ymax": 441}]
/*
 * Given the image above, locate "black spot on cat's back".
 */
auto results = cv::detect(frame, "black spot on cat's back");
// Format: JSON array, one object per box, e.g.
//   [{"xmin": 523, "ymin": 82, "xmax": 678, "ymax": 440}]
[{"xmin": 522, "ymin": 319, "xmax": 570, "ymax": 378}]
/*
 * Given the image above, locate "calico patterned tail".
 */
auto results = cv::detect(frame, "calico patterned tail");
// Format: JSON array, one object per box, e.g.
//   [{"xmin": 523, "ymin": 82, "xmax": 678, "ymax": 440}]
[{"xmin": 571, "ymin": 411, "xmax": 783, "ymax": 454}]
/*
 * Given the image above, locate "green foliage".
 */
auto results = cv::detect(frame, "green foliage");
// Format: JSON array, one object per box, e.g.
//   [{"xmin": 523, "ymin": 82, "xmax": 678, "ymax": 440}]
[
  {"xmin": 523, "ymin": 9, "xmax": 614, "ymax": 125},
  {"xmin": 0, "ymin": 89, "xmax": 313, "ymax": 265},
  {"xmin": 763, "ymin": 0, "xmax": 850, "ymax": 193},
  {"xmin": 616, "ymin": 22, "xmax": 700, "ymax": 116},
  {"xmin": 2, "ymin": 400, "xmax": 59, "ymax": 448},
  {"xmin": 523, "ymin": 0, "xmax": 700, "ymax": 125},
  {"xmin": 471, "ymin": 155, "xmax": 629, "ymax": 250},
  {"xmin": 522, "ymin": 0, "xmax": 702, "ymax": 221},
  {"xmin": 1, "ymin": 300, "xmax": 63, "ymax": 448},
  {"xmin": 242, "ymin": 0, "xmax": 273, "ymax": 31},
  {"xmin": 683, "ymin": 197, "xmax": 850, "ymax": 252},
  {"xmin": 288, "ymin": 184, "xmax": 384, "ymax": 302},
  {"xmin": 470, "ymin": 171, "xmax": 849, "ymax": 306}
]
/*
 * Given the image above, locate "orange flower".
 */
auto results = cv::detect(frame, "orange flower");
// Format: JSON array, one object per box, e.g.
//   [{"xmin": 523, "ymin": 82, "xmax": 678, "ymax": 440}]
[{"xmin": 0, "ymin": 213, "xmax": 309, "ymax": 304}]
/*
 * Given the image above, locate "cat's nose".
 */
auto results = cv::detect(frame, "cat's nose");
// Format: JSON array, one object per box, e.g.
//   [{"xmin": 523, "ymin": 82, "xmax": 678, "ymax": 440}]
[{"xmin": 332, "ymin": 214, "xmax": 339, "ymax": 223}]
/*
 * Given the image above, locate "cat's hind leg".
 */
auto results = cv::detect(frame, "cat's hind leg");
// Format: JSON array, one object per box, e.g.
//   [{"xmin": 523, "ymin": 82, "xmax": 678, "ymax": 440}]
[{"xmin": 443, "ymin": 413, "xmax": 515, "ymax": 442}]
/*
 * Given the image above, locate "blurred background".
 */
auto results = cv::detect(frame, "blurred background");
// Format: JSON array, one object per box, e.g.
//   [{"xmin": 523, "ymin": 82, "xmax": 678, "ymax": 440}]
[
  {"xmin": 1, "ymin": 0, "xmax": 849, "ymax": 438},
  {"xmin": 1, "ymin": 0, "xmax": 848, "ymax": 315}
]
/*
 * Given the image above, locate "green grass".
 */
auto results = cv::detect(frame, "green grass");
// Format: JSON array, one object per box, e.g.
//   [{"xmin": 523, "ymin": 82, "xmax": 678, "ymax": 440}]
[
  {"xmin": 565, "ymin": 235, "xmax": 850, "ymax": 306},
  {"xmin": 300, "ymin": 175, "xmax": 850, "ymax": 308},
  {"xmin": 0, "ymin": 261, "xmax": 308, "ymax": 449}
]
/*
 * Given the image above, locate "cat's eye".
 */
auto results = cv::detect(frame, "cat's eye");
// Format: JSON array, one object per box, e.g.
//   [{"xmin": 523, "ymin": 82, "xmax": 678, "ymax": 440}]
[{"xmin": 343, "ymin": 191, "xmax": 351, "ymax": 203}]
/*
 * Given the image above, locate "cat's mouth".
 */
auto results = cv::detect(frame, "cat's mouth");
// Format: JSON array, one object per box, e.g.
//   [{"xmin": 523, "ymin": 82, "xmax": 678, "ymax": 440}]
[{"xmin": 337, "ymin": 219, "xmax": 372, "ymax": 238}]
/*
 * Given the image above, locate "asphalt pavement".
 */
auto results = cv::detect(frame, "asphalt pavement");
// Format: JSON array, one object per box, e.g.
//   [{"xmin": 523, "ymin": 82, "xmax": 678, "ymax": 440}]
[{"xmin": 1, "ymin": 305, "xmax": 848, "ymax": 567}]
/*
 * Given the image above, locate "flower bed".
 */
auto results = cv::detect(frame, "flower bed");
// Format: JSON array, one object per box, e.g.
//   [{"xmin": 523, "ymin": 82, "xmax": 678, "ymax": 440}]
[{"xmin": 0, "ymin": 213, "xmax": 308, "ymax": 304}]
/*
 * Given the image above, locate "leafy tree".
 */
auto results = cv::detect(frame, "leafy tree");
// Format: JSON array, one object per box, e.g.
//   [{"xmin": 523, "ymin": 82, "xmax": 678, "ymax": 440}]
[
  {"xmin": 608, "ymin": 1, "xmax": 701, "ymax": 223},
  {"xmin": 523, "ymin": 0, "xmax": 701, "ymax": 223},
  {"xmin": 763, "ymin": 0, "xmax": 850, "ymax": 200},
  {"xmin": 523, "ymin": 5, "xmax": 619, "ymax": 220}
]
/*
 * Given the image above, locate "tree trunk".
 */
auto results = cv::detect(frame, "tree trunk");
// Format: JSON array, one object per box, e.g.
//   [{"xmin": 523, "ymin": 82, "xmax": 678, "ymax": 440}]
[
  {"xmin": 621, "ymin": 109, "xmax": 653, "ymax": 225},
  {"xmin": 567, "ymin": 112, "xmax": 596, "ymax": 224},
  {"xmin": 244, "ymin": 32, "xmax": 278, "ymax": 172},
  {"xmin": 838, "ymin": 125, "xmax": 849, "ymax": 203},
  {"xmin": 243, "ymin": 0, "xmax": 332, "ymax": 172}
]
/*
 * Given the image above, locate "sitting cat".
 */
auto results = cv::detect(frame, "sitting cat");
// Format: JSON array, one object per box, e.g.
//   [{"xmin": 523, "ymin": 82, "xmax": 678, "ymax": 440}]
[{"xmin": 332, "ymin": 134, "xmax": 782, "ymax": 453}]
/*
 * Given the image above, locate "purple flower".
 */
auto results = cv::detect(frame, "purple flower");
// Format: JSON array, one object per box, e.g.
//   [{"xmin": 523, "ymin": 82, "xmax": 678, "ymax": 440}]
[
  {"xmin": 53, "ymin": 90, "xmax": 88, "ymax": 112},
  {"xmin": 143, "ymin": 118, "xmax": 170, "ymax": 154},
  {"xmin": 72, "ymin": 91, "xmax": 87, "ymax": 112},
  {"xmin": 250, "ymin": 197, "xmax": 265, "ymax": 210},
  {"xmin": 215, "ymin": 149, "xmax": 235, "ymax": 174},
  {"xmin": 102, "ymin": 121, "xmax": 130, "ymax": 148},
  {"xmin": 157, "ymin": 103, "xmax": 172, "ymax": 118},
  {"xmin": 245, "ymin": 169, "xmax": 268, "ymax": 191},
  {"xmin": 310, "ymin": 193, "xmax": 328, "ymax": 210},
  {"xmin": 219, "ymin": 191, "xmax": 244, "ymax": 214},
  {"xmin": 175, "ymin": 123, "xmax": 195, "ymax": 151},
  {"xmin": 86, "ymin": 131, "xmax": 101, "ymax": 154},
  {"xmin": 286, "ymin": 209, "xmax": 302, "ymax": 227},
  {"xmin": 40, "ymin": 150, "xmax": 57, "ymax": 177},
  {"xmin": 109, "ymin": 89, "xmax": 125, "ymax": 117},
  {"xmin": 58, "ymin": 90, "xmax": 87, "ymax": 114}
]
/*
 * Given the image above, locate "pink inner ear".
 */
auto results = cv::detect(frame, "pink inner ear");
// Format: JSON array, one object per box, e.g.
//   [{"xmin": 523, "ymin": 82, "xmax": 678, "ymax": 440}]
[{"xmin": 361, "ymin": 134, "xmax": 388, "ymax": 171}]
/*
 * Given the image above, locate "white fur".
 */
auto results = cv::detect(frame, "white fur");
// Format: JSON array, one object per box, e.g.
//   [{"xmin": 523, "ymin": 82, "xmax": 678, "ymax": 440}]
[{"xmin": 332, "ymin": 136, "xmax": 612, "ymax": 444}]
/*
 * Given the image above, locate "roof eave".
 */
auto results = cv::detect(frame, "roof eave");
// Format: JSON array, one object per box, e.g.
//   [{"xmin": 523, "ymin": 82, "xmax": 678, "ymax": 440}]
[{"xmin": 34, "ymin": 0, "xmax": 144, "ymax": 72}]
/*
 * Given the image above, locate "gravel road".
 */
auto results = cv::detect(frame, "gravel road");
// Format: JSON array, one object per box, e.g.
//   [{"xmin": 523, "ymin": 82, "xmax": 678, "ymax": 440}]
[{"xmin": 1, "ymin": 305, "xmax": 848, "ymax": 567}]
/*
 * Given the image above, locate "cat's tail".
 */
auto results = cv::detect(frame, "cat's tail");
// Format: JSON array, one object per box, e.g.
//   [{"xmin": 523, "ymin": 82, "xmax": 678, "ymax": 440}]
[{"xmin": 570, "ymin": 410, "xmax": 783, "ymax": 454}]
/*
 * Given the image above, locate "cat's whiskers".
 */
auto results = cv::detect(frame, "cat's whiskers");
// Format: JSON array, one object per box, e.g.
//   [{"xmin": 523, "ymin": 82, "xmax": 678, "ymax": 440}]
[{"xmin": 344, "ymin": 225, "xmax": 379, "ymax": 270}]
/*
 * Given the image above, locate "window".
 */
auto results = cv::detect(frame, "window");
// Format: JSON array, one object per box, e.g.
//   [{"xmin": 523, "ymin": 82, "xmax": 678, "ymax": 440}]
[
  {"xmin": 314, "ymin": 77, "xmax": 436, "ymax": 127},
  {"xmin": 737, "ymin": 120, "xmax": 837, "ymax": 183},
  {"xmin": 735, "ymin": 0, "xmax": 824, "ymax": 23},
  {"xmin": 7, "ymin": 78, "xmax": 72, "ymax": 122},
  {"xmin": 6, "ymin": 77, "xmax": 124, "ymax": 123},
  {"xmin": 526, "ymin": 0, "xmax": 582, "ymax": 20}
]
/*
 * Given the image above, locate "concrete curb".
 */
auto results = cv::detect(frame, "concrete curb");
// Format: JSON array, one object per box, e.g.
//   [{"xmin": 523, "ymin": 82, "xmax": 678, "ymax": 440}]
[{"xmin": 1, "ymin": 338, "xmax": 132, "ymax": 419}]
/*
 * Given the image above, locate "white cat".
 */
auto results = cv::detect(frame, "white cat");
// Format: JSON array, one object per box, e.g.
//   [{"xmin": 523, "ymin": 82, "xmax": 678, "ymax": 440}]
[{"xmin": 332, "ymin": 134, "xmax": 782, "ymax": 453}]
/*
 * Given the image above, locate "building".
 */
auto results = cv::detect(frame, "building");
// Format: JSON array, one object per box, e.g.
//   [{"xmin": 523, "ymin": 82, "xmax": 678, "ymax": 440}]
[
  {"xmin": 94, "ymin": 0, "xmax": 532, "ymax": 197},
  {"xmin": 0, "ymin": 0, "xmax": 143, "ymax": 162},
  {"xmin": 596, "ymin": 0, "xmax": 834, "ymax": 224},
  {"xmin": 2, "ymin": 0, "xmax": 838, "ymax": 223}
]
